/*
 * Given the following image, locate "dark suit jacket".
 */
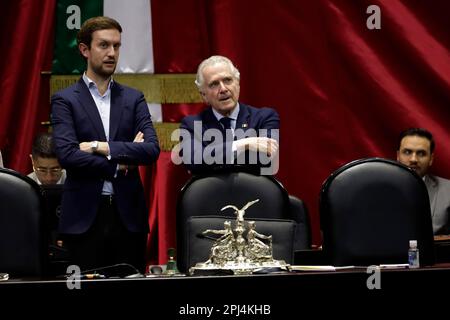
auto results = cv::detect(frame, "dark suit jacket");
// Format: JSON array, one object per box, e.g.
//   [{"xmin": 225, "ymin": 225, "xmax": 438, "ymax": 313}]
[
  {"xmin": 425, "ymin": 175, "xmax": 450, "ymax": 235},
  {"xmin": 51, "ymin": 79, "xmax": 160, "ymax": 234},
  {"xmin": 179, "ymin": 102, "xmax": 279, "ymax": 175}
]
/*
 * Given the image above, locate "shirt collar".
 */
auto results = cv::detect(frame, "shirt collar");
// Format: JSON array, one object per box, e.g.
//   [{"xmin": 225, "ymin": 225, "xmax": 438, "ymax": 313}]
[
  {"xmin": 82, "ymin": 73, "xmax": 114, "ymax": 95},
  {"xmin": 212, "ymin": 102, "xmax": 240, "ymax": 122}
]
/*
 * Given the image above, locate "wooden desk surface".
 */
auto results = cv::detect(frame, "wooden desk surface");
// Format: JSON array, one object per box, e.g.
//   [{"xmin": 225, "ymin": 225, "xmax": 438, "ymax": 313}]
[
  {"xmin": 434, "ymin": 234, "xmax": 450, "ymax": 241},
  {"xmin": 1, "ymin": 266, "xmax": 449, "ymax": 318}
]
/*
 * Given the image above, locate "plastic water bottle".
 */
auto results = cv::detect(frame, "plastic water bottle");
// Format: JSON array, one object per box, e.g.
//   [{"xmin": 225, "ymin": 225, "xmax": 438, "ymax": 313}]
[{"xmin": 408, "ymin": 240, "xmax": 420, "ymax": 268}]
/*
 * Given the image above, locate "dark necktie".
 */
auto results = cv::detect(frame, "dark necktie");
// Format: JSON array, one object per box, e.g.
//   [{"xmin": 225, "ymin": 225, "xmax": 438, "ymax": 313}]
[{"xmin": 219, "ymin": 117, "xmax": 232, "ymax": 130}]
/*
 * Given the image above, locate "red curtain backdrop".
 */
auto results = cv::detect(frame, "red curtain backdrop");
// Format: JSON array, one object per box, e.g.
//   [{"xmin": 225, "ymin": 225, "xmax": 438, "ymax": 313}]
[
  {"xmin": 141, "ymin": 153, "xmax": 190, "ymax": 264},
  {"xmin": 1, "ymin": 0, "xmax": 449, "ymax": 260},
  {"xmin": 151, "ymin": 0, "xmax": 450, "ymax": 246},
  {"xmin": 0, "ymin": 0, "xmax": 56, "ymax": 173}
]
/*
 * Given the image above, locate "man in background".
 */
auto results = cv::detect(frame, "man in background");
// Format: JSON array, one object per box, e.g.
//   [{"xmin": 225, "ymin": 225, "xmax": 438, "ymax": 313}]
[
  {"xmin": 28, "ymin": 132, "xmax": 67, "ymax": 262},
  {"xmin": 397, "ymin": 128, "xmax": 450, "ymax": 235},
  {"xmin": 28, "ymin": 132, "xmax": 66, "ymax": 185}
]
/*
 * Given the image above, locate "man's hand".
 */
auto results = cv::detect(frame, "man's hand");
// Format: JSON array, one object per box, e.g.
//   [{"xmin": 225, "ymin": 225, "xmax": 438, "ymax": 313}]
[
  {"xmin": 133, "ymin": 131, "xmax": 144, "ymax": 143},
  {"xmin": 79, "ymin": 141, "xmax": 109, "ymax": 155},
  {"xmin": 117, "ymin": 132, "xmax": 145, "ymax": 174},
  {"xmin": 79, "ymin": 142, "xmax": 94, "ymax": 153},
  {"xmin": 80, "ymin": 132, "xmax": 143, "ymax": 156},
  {"xmin": 235, "ymin": 137, "xmax": 279, "ymax": 157}
]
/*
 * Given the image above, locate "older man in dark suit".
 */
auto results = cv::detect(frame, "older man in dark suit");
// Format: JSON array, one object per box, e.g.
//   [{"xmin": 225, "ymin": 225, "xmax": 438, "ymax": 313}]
[
  {"xmin": 51, "ymin": 17, "xmax": 159, "ymax": 273},
  {"xmin": 179, "ymin": 55, "xmax": 279, "ymax": 175}
]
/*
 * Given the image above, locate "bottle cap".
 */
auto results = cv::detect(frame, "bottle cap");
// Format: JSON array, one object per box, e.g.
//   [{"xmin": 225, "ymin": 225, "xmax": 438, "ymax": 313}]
[{"xmin": 409, "ymin": 240, "xmax": 417, "ymax": 248}]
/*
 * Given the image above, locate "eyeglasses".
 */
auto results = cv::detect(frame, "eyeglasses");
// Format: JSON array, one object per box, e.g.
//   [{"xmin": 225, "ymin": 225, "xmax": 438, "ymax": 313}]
[{"xmin": 33, "ymin": 167, "xmax": 62, "ymax": 175}]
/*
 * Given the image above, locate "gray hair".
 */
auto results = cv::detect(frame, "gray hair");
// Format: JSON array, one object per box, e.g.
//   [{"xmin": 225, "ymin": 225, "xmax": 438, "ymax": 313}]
[{"xmin": 195, "ymin": 55, "xmax": 240, "ymax": 89}]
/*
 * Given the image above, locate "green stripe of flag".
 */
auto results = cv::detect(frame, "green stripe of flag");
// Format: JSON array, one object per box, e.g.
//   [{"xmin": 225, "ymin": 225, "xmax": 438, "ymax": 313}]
[{"xmin": 52, "ymin": 0, "xmax": 103, "ymax": 74}]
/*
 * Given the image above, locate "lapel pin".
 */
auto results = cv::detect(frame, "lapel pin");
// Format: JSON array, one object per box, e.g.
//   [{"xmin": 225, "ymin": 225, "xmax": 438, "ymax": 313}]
[{"xmin": 242, "ymin": 123, "xmax": 248, "ymax": 128}]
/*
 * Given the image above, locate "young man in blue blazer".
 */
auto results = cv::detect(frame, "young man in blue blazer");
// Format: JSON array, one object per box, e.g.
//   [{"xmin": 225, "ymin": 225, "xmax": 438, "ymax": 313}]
[{"xmin": 51, "ymin": 16, "xmax": 160, "ymax": 273}]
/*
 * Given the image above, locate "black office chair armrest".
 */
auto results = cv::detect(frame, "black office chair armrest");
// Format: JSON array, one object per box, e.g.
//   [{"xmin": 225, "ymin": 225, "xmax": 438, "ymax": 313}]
[{"xmin": 289, "ymin": 195, "xmax": 311, "ymax": 250}]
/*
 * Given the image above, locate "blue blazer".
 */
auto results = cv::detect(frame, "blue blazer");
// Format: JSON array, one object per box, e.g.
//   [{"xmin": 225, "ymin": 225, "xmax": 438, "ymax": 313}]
[
  {"xmin": 180, "ymin": 102, "xmax": 279, "ymax": 174},
  {"xmin": 51, "ymin": 79, "xmax": 160, "ymax": 234}
]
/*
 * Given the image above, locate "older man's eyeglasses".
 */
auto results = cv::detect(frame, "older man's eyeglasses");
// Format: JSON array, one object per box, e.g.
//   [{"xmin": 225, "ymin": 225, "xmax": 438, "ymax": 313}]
[{"xmin": 33, "ymin": 166, "xmax": 62, "ymax": 175}]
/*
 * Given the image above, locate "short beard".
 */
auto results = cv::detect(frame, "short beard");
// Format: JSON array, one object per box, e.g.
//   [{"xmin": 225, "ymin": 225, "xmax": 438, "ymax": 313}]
[{"xmin": 92, "ymin": 63, "xmax": 116, "ymax": 78}]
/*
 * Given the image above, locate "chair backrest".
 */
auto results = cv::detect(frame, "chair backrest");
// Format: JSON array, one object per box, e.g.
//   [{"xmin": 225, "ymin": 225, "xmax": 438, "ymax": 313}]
[
  {"xmin": 320, "ymin": 158, "xmax": 435, "ymax": 266},
  {"xmin": 0, "ymin": 168, "xmax": 46, "ymax": 276},
  {"xmin": 177, "ymin": 171, "xmax": 296, "ymax": 271}
]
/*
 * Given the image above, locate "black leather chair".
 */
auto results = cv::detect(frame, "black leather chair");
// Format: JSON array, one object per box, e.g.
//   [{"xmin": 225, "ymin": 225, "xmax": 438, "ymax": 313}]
[
  {"xmin": 320, "ymin": 158, "xmax": 435, "ymax": 266},
  {"xmin": 176, "ymin": 170, "xmax": 310, "ymax": 271},
  {"xmin": 0, "ymin": 168, "xmax": 47, "ymax": 276}
]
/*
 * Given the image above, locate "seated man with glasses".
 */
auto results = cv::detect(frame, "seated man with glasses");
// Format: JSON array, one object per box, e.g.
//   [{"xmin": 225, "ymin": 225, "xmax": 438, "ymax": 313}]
[{"xmin": 28, "ymin": 132, "xmax": 66, "ymax": 185}]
